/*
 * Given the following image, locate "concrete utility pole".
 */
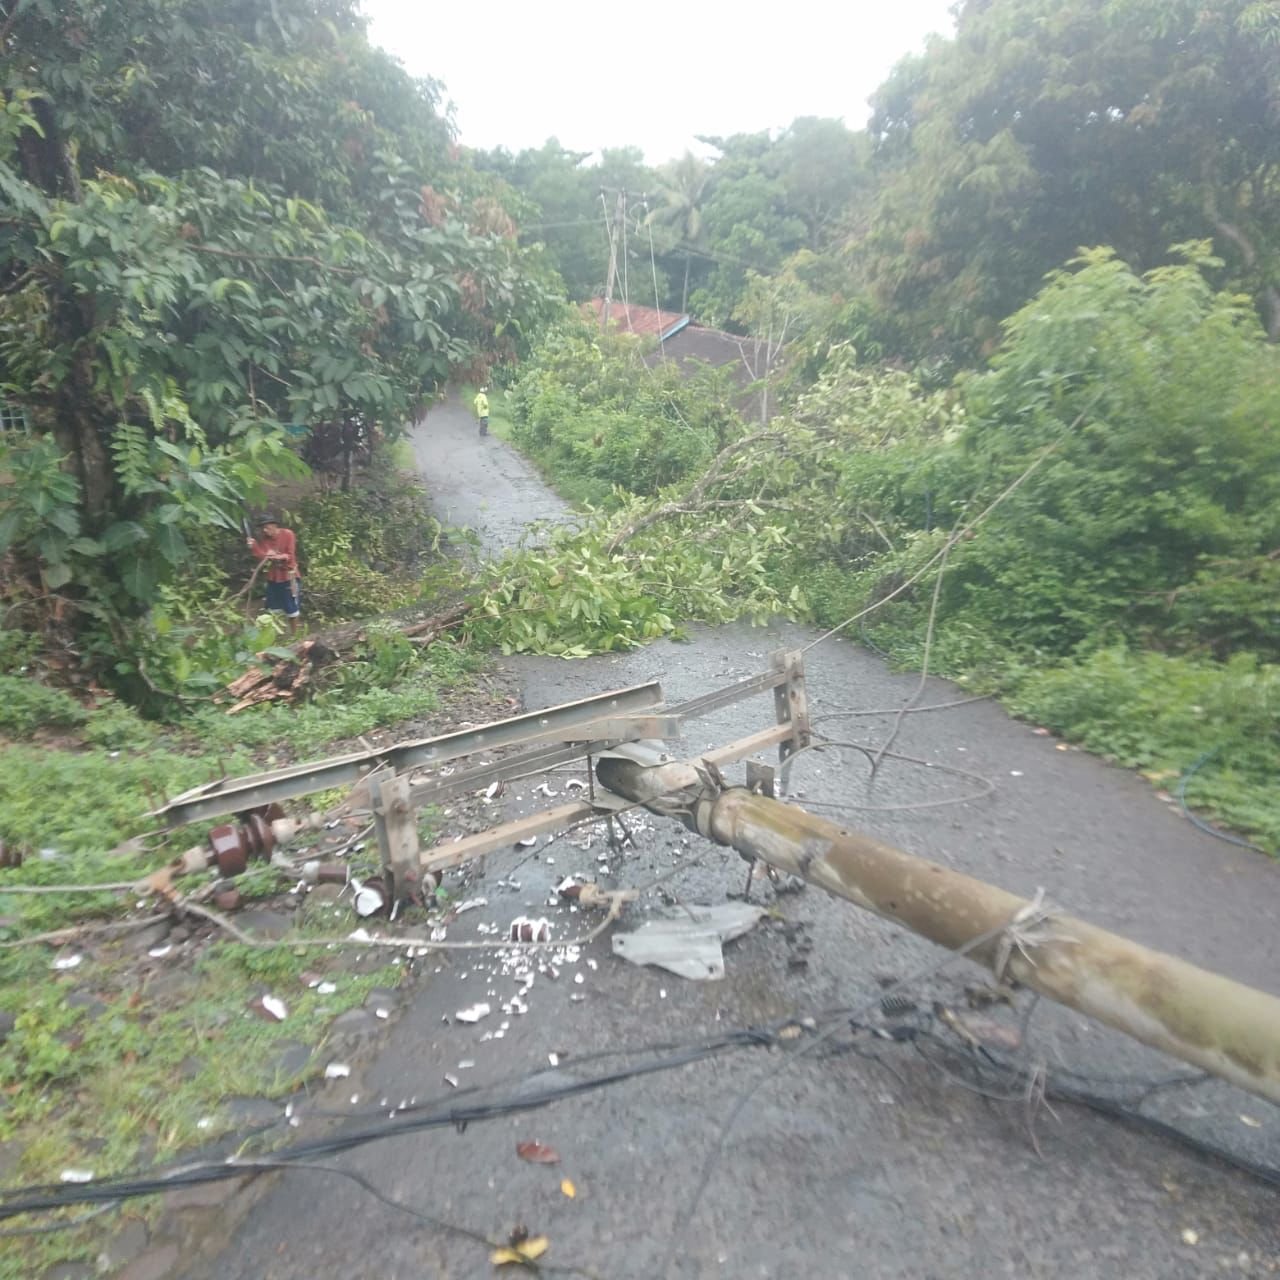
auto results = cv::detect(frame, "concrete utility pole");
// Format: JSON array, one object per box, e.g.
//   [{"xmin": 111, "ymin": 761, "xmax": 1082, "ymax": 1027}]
[
  {"xmin": 596, "ymin": 750, "xmax": 1280, "ymax": 1106},
  {"xmin": 600, "ymin": 189, "xmax": 624, "ymax": 330}
]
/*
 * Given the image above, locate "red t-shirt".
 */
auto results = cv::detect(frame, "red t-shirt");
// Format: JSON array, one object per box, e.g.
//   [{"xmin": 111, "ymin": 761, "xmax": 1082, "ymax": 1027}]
[{"xmin": 250, "ymin": 528, "xmax": 298, "ymax": 583}]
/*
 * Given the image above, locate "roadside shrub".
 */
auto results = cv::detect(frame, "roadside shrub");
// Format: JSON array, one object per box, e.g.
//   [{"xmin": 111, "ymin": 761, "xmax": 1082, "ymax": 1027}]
[
  {"xmin": 1010, "ymin": 648, "xmax": 1279, "ymax": 850},
  {"xmin": 506, "ymin": 320, "xmax": 738, "ymax": 503},
  {"xmin": 296, "ymin": 464, "xmax": 441, "ymax": 619},
  {"xmin": 0, "ymin": 630, "xmax": 40, "ymax": 674}
]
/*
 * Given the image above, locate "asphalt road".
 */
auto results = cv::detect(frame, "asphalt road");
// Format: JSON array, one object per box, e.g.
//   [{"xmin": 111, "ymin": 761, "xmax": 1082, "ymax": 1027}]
[{"xmin": 192, "ymin": 398, "xmax": 1280, "ymax": 1279}]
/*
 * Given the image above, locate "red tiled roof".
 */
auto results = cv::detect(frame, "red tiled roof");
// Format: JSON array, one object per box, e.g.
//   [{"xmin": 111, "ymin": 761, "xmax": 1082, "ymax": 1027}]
[{"xmin": 586, "ymin": 298, "xmax": 689, "ymax": 340}]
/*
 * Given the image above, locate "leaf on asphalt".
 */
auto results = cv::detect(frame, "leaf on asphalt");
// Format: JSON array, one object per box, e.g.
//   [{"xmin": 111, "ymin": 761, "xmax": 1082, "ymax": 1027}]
[
  {"xmin": 491, "ymin": 1235, "xmax": 550, "ymax": 1266},
  {"xmin": 516, "ymin": 1141, "xmax": 560, "ymax": 1164},
  {"xmin": 560, "ymin": 1178, "xmax": 576, "ymax": 1198}
]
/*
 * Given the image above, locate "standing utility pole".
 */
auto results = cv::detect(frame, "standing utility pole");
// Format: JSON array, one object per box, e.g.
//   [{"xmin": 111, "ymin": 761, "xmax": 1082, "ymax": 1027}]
[{"xmin": 600, "ymin": 189, "xmax": 625, "ymax": 330}]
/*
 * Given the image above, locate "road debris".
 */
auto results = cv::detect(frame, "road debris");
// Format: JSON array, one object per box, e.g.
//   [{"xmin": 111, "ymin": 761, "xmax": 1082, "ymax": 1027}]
[
  {"xmin": 611, "ymin": 903, "xmax": 764, "ymax": 980},
  {"xmin": 249, "ymin": 994, "xmax": 288, "ymax": 1022},
  {"xmin": 51, "ymin": 953, "xmax": 83, "ymax": 971},
  {"xmin": 324, "ymin": 1062, "xmax": 351, "ymax": 1080},
  {"xmin": 491, "ymin": 1234, "xmax": 549, "ymax": 1267},
  {"xmin": 560, "ymin": 1179, "xmax": 576, "ymax": 1198},
  {"xmin": 509, "ymin": 916, "xmax": 552, "ymax": 942},
  {"xmin": 352, "ymin": 879, "xmax": 386, "ymax": 918},
  {"xmin": 456, "ymin": 1002, "xmax": 492, "ymax": 1023},
  {"xmin": 223, "ymin": 637, "xmax": 335, "ymax": 713},
  {"xmin": 59, "ymin": 1169, "xmax": 94, "ymax": 1184},
  {"xmin": 516, "ymin": 1141, "xmax": 560, "ymax": 1165}
]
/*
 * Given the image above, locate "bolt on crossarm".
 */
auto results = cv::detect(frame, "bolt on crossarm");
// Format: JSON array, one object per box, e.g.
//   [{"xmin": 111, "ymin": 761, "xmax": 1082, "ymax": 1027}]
[{"xmin": 595, "ymin": 750, "xmax": 1280, "ymax": 1107}]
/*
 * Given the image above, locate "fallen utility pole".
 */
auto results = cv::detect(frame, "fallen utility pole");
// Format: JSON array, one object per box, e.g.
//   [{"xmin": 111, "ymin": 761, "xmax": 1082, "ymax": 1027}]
[{"xmin": 596, "ymin": 748, "xmax": 1280, "ymax": 1106}]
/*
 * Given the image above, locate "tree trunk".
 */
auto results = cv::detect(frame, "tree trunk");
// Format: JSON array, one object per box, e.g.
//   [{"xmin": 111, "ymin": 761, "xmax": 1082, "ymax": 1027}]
[
  {"xmin": 48, "ymin": 293, "xmax": 113, "ymax": 525},
  {"xmin": 681, "ymin": 254, "xmax": 691, "ymax": 314},
  {"xmin": 1203, "ymin": 181, "xmax": 1280, "ymax": 341}
]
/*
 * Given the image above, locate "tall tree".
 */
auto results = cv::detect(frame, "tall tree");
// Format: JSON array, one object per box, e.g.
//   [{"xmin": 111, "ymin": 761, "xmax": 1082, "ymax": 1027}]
[
  {"xmin": 858, "ymin": 0, "xmax": 1280, "ymax": 360},
  {"xmin": 646, "ymin": 152, "xmax": 711, "ymax": 312},
  {"xmin": 0, "ymin": 0, "xmax": 549, "ymax": 616}
]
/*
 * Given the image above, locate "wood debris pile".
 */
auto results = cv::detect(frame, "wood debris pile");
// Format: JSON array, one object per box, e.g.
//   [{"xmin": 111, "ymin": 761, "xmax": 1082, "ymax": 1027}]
[
  {"xmin": 220, "ymin": 600, "xmax": 473, "ymax": 713},
  {"xmin": 223, "ymin": 638, "xmax": 335, "ymax": 713}
]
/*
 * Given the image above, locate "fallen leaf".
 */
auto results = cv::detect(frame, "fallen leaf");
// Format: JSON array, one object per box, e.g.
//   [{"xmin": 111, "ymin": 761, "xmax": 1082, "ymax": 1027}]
[
  {"xmin": 516, "ymin": 1141, "xmax": 560, "ymax": 1165},
  {"xmin": 491, "ymin": 1236, "xmax": 549, "ymax": 1266},
  {"xmin": 560, "ymin": 1179, "xmax": 576, "ymax": 1198}
]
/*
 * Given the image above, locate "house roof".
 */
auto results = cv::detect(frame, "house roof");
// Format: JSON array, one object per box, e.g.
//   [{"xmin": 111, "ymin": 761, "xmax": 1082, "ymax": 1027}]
[
  {"xmin": 656, "ymin": 325, "xmax": 749, "ymax": 377},
  {"xmin": 587, "ymin": 298, "xmax": 690, "ymax": 342}
]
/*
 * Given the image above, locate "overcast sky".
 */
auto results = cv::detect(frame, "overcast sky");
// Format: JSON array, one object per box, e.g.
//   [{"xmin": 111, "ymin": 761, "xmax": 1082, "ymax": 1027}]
[{"xmin": 360, "ymin": 0, "xmax": 958, "ymax": 164}]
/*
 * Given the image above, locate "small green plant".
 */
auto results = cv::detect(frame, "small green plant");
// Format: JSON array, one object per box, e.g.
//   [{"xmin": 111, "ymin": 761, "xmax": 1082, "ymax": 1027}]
[
  {"xmin": 1009, "ymin": 647, "xmax": 1279, "ymax": 850},
  {"xmin": 0, "ymin": 675, "xmax": 87, "ymax": 737},
  {"xmin": 0, "ymin": 629, "xmax": 39, "ymax": 674}
]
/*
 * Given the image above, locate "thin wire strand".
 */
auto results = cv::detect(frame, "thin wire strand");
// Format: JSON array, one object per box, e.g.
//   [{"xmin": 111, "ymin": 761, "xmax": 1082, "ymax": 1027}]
[
  {"xmin": 660, "ymin": 914, "xmax": 1026, "ymax": 1273},
  {"xmin": 811, "ymin": 694, "xmax": 993, "ymax": 721},
  {"xmin": 804, "ymin": 394, "xmax": 1101, "ymax": 654},
  {"xmin": 870, "ymin": 538, "xmax": 951, "ymax": 777}
]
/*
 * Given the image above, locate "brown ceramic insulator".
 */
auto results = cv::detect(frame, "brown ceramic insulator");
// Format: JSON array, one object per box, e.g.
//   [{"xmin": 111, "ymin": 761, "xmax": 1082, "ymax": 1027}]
[
  {"xmin": 244, "ymin": 812, "xmax": 274, "ymax": 859},
  {"xmin": 208, "ymin": 824, "xmax": 248, "ymax": 876}
]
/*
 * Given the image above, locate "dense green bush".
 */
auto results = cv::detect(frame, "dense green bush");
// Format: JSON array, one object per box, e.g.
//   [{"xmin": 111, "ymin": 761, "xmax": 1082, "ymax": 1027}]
[
  {"xmin": 506, "ymin": 321, "xmax": 744, "ymax": 504},
  {"xmin": 936, "ymin": 247, "xmax": 1280, "ymax": 658},
  {"xmin": 296, "ymin": 458, "xmax": 444, "ymax": 619}
]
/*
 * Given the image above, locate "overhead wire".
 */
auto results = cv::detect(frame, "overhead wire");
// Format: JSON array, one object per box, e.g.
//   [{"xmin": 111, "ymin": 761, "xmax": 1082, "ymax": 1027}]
[{"xmin": 803, "ymin": 393, "xmax": 1103, "ymax": 656}]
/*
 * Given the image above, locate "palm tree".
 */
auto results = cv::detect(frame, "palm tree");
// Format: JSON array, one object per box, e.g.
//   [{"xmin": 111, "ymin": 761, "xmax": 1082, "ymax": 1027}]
[{"xmin": 645, "ymin": 152, "xmax": 710, "ymax": 313}]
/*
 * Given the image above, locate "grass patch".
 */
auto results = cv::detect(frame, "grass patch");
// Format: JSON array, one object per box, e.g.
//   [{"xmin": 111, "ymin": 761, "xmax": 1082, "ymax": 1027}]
[
  {"xmin": 1009, "ymin": 648, "xmax": 1280, "ymax": 851},
  {"xmin": 0, "ymin": 932, "xmax": 400, "ymax": 1279},
  {"xmin": 0, "ymin": 636, "xmax": 493, "ymax": 1272}
]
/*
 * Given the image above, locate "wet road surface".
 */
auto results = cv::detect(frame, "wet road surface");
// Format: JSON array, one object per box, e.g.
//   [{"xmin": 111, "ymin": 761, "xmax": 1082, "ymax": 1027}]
[{"xmin": 192, "ymin": 402, "xmax": 1280, "ymax": 1279}]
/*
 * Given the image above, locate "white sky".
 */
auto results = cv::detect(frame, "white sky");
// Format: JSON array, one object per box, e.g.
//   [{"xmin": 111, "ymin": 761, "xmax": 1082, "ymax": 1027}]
[{"xmin": 360, "ymin": 0, "xmax": 958, "ymax": 164}]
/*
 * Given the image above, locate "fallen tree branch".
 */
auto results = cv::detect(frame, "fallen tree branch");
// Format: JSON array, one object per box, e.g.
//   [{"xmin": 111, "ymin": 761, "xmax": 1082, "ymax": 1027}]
[
  {"xmin": 187, "ymin": 243, "xmax": 361, "ymax": 278},
  {"xmin": 0, "ymin": 913, "xmax": 171, "ymax": 950},
  {"xmin": 605, "ymin": 428, "xmax": 787, "ymax": 553}
]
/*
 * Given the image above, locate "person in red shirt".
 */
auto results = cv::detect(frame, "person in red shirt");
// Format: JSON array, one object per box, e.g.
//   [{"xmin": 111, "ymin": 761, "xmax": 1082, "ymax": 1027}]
[{"xmin": 247, "ymin": 515, "xmax": 301, "ymax": 635}]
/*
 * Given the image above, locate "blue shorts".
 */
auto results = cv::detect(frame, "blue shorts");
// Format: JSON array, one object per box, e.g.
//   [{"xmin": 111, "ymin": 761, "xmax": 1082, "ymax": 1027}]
[{"xmin": 265, "ymin": 580, "xmax": 301, "ymax": 617}]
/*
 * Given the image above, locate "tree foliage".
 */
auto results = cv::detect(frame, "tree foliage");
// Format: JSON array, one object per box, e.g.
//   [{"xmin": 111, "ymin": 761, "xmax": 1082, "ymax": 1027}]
[
  {"xmin": 860, "ymin": 0, "xmax": 1280, "ymax": 359},
  {"xmin": 0, "ymin": 0, "xmax": 552, "ymax": 629}
]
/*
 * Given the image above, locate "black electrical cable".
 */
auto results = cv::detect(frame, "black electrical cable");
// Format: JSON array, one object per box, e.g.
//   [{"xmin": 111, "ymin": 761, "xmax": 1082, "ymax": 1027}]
[
  {"xmin": 4, "ymin": 999, "xmax": 1276, "ymax": 1227},
  {"xmin": 1177, "ymin": 747, "xmax": 1267, "ymax": 854},
  {"xmin": 0, "ymin": 1027, "xmax": 778, "ymax": 1219},
  {"xmin": 908, "ymin": 1028, "xmax": 1280, "ymax": 1190}
]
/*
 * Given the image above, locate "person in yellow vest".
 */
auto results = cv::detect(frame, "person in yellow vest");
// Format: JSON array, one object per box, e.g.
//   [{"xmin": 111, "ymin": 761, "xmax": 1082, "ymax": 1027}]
[{"xmin": 474, "ymin": 386, "xmax": 489, "ymax": 436}]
